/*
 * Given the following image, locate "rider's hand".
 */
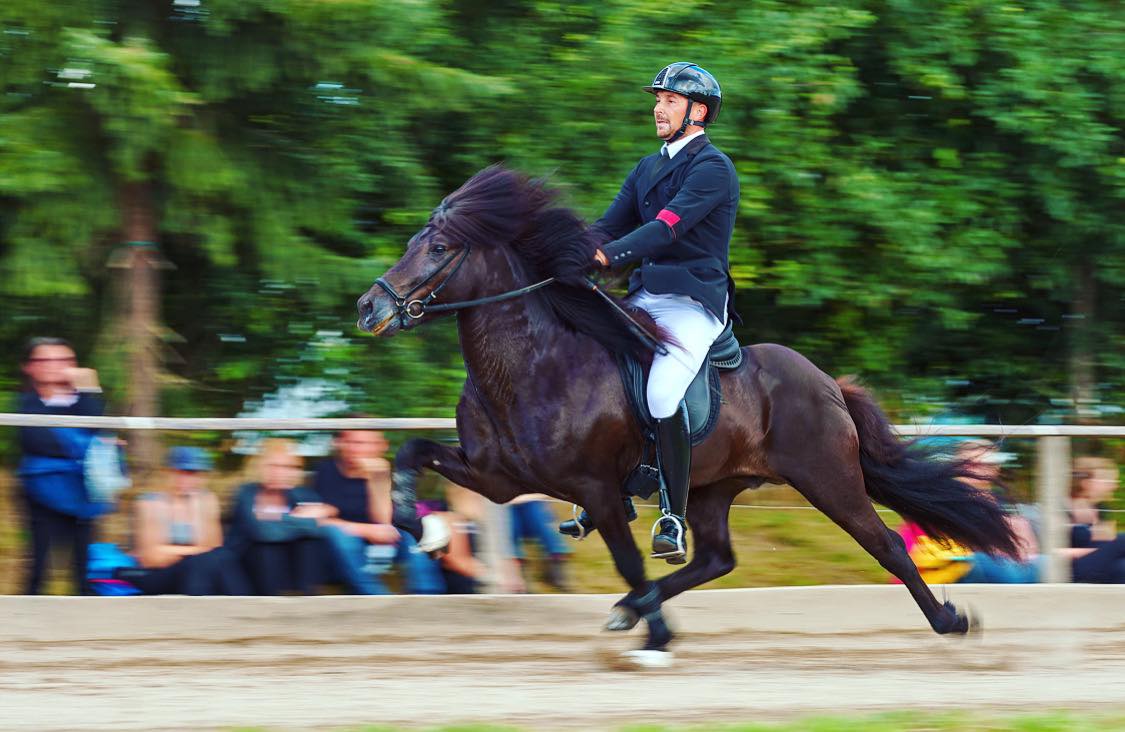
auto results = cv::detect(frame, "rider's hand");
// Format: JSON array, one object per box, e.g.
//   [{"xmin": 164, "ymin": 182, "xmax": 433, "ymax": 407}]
[{"xmin": 592, "ymin": 248, "xmax": 609, "ymax": 269}]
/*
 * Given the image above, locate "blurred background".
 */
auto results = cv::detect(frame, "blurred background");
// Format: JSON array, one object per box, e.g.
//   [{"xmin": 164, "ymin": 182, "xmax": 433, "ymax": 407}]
[{"xmin": 1, "ymin": 0, "xmax": 1122, "ymax": 592}]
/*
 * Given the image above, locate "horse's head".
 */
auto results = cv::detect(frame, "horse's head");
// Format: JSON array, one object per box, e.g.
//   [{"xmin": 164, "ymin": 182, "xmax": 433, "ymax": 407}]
[
  {"xmin": 357, "ymin": 166, "xmax": 546, "ymax": 336},
  {"xmin": 356, "ymin": 208, "xmax": 473, "ymax": 336},
  {"xmin": 357, "ymin": 166, "xmax": 653, "ymax": 358}
]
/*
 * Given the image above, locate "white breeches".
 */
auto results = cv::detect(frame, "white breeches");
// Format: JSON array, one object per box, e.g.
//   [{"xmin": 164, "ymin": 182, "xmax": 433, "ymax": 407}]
[{"xmin": 633, "ymin": 289, "xmax": 726, "ymax": 419}]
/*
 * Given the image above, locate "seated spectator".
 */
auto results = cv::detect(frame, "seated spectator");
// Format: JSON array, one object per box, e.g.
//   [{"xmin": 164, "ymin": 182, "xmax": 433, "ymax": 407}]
[
  {"xmin": 120, "ymin": 447, "xmax": 249, "ymax": 595},
  {"xmin": 16, "ymin": 337, "xmax": 109, "ymax": 595},
  {"xmin": 509, "ymin": 494, "xmax": 571, "ymax": 592},
  {"xmin": 311, "ymin": 427, "xmax": 444, "ymax": 595},
  {"xmin": 897, "ymin": 439, "xmax": 1040, "ymax": 584},
  {"xmin": 1064, "ymin": 457, "xmax": 1125, "ymax": 583},
  {"xmin": 1068, "ymin": 457, "xmax": 1118, "ymax": 544},
  {"xmin": 226, "ymin": 439, "xmax": 337, "ymax": 595},
  {"xmin": 419, "ymin": 482, "xmax": 529, "ymax": 594}
]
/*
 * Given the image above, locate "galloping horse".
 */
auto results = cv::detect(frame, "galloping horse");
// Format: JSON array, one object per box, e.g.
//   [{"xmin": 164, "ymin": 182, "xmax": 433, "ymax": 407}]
[{"xmin": 356, "ymin": 166, "xmax": 1017, "ymax": 662}]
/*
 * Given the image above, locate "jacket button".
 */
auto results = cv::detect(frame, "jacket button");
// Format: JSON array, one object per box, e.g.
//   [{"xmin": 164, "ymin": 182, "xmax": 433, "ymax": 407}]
[{"xmin": 644, "ymin": 199, "xmax": 650, "ymax": 207}]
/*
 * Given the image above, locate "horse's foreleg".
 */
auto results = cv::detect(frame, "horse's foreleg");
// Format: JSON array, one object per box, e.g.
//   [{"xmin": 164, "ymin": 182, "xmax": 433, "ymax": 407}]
[
  {"xmin": 392, "ymin": 437, "xmax": 527, "ymax": 553},
  {"xmin": 389, "ymin": 439, "xmax": 474, "ymax": 548},
  {"xmin": 590, "ymin": 496, "xmax": 673, "ymax": 653}
]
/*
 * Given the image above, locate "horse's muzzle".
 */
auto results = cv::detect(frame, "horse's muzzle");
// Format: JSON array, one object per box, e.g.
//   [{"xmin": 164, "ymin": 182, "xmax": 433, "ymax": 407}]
[{"xmin": 356, "ymin": 292, "xmax": 399, "ymax": 336}]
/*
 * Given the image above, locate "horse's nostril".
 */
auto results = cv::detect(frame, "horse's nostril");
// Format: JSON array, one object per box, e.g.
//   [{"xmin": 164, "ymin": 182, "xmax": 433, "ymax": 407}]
[{"xmin": 357, "ymin": 294, "xmax": 373, "ymax": 315}]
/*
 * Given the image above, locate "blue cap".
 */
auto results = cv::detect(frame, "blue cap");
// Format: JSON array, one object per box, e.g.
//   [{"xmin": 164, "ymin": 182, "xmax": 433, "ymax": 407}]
[{"xmin": 167, "ymin": 446, "xmax": 213, "ymax": 472}]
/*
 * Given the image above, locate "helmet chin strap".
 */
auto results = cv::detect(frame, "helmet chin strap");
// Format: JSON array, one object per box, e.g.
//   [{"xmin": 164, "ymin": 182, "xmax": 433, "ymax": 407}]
[{"xmin": 665, "ymin": 100, "xmax": 708, "ymax": 143}]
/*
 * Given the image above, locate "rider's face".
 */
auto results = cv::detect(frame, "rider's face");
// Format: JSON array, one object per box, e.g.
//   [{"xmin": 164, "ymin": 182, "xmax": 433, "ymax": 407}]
[{"xmin": 652, "ymin": 91, "xmax": 705, "ymax": 141}]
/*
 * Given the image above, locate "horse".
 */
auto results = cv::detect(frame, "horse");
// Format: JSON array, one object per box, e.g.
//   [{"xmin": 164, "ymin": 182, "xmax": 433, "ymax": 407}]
[{"xmin": 356, "ymin": 165, "xmax": 1018, "ymax": 664}]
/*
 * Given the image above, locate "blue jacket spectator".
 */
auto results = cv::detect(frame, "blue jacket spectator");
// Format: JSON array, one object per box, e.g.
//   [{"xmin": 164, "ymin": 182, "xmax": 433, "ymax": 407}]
[{"xmin": 16, "ymin": 337, "xmax": 106, "ymax": 595}]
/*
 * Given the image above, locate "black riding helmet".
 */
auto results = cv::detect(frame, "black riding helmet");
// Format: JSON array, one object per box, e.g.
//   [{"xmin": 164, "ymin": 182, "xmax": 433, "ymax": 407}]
[{"xmin": 644, "ymin": 62, "xmax": 722, "ymax": 142}]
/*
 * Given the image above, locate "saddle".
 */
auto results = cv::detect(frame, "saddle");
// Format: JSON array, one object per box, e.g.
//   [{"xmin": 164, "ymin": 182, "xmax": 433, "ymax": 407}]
[{"xmin": 615, "ymin": 321, "xmax": 743, "ymax": 499}]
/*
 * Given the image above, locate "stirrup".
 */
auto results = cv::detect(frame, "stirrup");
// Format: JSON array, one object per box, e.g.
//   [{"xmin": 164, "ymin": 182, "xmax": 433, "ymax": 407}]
[
  {"xmin": 566, "ymin": 503, "xmax": 590, "ymax": 541},
  {"xmin": 650, "ymin": 512, "xmax": 687, "ymax": 561}
]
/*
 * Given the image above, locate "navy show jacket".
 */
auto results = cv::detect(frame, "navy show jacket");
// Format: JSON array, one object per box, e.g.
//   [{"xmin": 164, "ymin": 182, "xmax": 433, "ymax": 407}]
[{"xmin": 595, "ymin": 134, "xmax": 740, "ymax": 323}]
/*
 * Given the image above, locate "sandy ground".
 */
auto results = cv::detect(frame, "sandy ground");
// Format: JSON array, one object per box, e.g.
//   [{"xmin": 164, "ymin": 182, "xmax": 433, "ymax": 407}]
[{"xmin": 2, "ymin": 587, "xmax": 1124, "ymax": 731}]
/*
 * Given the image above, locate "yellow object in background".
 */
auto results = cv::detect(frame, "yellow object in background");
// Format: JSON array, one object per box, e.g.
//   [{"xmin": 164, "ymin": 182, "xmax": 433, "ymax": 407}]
[{"xmin": 909, "ymin": 535, "xmax": 974, "ymax": 584}]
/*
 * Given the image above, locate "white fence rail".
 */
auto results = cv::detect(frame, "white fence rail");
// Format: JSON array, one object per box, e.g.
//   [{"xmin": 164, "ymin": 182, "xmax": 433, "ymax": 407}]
[
  {"xmin": 3, "ymin": 414, "xmax": 1123, "ymax": 585},
  {"xmin": 2, "ymin": 413, "xmax": 1124, "ymax": 437}
]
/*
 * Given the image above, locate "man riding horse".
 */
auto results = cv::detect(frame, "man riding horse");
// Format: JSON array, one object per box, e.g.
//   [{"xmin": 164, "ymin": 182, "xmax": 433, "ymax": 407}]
[
  {"xmin": 358, "ymin": 60, "xmax": 1008, "ymax": 662},
  {"xmin": 562, "ymin": 62, "xmax": 738, "ymax": 563}
]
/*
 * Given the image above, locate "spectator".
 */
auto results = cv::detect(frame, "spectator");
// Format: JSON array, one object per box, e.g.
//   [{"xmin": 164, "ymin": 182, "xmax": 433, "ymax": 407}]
[
  {"xmin": 896, "ymin": 439, "xmax": 1040, "ymax": 584},
  {"xmin": 421, "ymin": 482, "xmax": 529, "ymax": 594},
  {"xmin": 120, "ymin": 447, "xmax": 249, "ymax": 595},
  {"xmin": 509, "ymin": 494, "xmax": 571, "ymax": 592},
  {"xmin": 16, "ymin": 337, "xmax": 107, "ymax": 594},
  {"xmin": 1064, "ymin": 457, "xmax": 1125, "ymax": 583},
  {"xmin": 1068, "ymin": 457, "xmax": 1118, "ymax": 544},
  {"xmin": 225, "ymin": 439, "xmax": 335, "ymax": 595},
  {"xmin": 311, "ymin": 427, "xmax": 444, "ymax": 594}
]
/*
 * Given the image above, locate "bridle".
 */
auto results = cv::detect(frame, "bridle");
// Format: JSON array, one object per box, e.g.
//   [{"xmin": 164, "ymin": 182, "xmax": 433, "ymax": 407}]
[
  {"xmin": 372, "ymin": 239, "xmax": 667, "ymax": 356},
  {"xmin": 373, "ymin": 241, "xmax": 555, "ymax": 327}
]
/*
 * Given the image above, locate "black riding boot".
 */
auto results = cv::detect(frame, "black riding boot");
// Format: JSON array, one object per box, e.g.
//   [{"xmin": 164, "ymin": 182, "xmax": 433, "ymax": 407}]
[
  {"xmin": 651, "ymin": 401, "xmax": 691, "ymax": 564},
  {"xmin": 558, "ymin": 496, "xmax": 637, "ymax": 539}
]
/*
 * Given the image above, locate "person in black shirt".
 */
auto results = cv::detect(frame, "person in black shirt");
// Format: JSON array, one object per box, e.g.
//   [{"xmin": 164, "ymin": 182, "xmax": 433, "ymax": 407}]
[
  {"xmin": 312, "ymin": 428, "xmax": 445, "ymax": 594},
  {"xmin": 16, "ymin": 337, "xmax": 106, "ymax": 594}
]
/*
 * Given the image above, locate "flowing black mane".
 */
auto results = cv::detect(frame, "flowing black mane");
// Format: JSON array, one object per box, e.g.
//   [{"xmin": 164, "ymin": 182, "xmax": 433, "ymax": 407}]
[{"xmin": 431, "ymin": 165, "xmax": 655, "ymax": 359}]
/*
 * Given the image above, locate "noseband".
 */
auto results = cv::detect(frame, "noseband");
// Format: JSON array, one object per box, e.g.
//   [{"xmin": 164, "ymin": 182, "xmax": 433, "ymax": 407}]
[{"xmin": 374, "ymin": 241, "xmax": 556, "ymax": 326}]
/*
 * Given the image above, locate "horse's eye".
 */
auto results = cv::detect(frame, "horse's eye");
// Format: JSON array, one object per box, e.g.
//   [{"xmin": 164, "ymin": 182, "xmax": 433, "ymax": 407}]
[{"xmin": 431, "ymin": 243, "xmax": 447, "ymax": 256}]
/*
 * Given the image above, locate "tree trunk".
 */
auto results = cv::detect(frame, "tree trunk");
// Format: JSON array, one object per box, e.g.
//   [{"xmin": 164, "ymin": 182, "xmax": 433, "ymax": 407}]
[
  {"xmin": 1069, "ymin": 261, "xmax": 1096, "ymax": 423},
  {"xmin": 121, "ymin": 181, "xmax": 161, "ymax": 477}
]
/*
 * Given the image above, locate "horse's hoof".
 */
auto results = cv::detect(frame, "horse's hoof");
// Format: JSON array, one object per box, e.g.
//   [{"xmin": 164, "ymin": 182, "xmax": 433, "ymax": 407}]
[
  {"xmin": 940, "ymin": 601, "xmax": 982, "ymax": 637},
  {"xmin": 604, "ymin": 605, "xmax": 640, "ymax": 632},
  {"xmin": 417, "ymin": 514, "xmax": 452, "ymax": 554},
  {"xmin": 595, "ymin": 646, "xmax": 674, "ymax": 671},
  {"xmin": 618, "ymin": 649, "xmax": 674, "ymax": 670},
  {"xmin": 959, "ymin": 603, "xmax": 983, "ymax": 637}
]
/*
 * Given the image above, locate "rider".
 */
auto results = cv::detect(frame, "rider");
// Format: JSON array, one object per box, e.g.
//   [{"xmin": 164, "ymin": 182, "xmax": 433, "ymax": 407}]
[{"xmin": 579, "ymin": 62, "xmax": 739, "ymax": 564}]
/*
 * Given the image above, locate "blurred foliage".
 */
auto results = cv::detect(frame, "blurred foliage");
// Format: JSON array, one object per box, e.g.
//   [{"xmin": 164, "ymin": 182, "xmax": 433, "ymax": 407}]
[{"xmin": 0, "ymin": 0, "xmax": 1122, "ymax": 451}]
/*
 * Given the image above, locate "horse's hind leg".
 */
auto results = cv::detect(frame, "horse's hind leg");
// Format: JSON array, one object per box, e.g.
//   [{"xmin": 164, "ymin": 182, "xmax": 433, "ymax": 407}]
[
  {"xmin": 784, "ymin": 457, "xmax": 968, "ymax": 635},
  {"xmin": 648, "ymin": 482, "xmax": 741, "ymax": 608}
]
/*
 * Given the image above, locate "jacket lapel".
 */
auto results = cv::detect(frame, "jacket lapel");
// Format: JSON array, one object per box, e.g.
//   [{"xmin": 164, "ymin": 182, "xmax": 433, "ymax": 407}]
[{"xmin": 638, "ymin": 135, "xmax": 710, "ymax": 199}]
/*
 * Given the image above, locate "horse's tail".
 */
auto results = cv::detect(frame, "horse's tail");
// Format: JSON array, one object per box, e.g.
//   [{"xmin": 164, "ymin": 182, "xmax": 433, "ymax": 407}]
[{"xmin": 837, "ymin": 377, "xmax": 1019, "ymax": 556}]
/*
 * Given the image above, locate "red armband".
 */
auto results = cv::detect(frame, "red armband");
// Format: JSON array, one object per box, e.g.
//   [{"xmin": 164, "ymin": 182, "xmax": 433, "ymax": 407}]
[{"xmin": 655, "ymin": 208, "xmax": 681, "ymax": 234}]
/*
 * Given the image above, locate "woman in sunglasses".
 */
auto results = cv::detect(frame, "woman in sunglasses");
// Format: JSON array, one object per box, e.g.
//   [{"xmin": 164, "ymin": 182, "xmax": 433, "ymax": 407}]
[{"xmin": 16, "ymin": 337, "xmax": 106, "ymax": 594}]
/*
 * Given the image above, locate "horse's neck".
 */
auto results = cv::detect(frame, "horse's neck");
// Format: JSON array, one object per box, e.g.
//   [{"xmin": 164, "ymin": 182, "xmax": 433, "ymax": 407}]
[{"xmin": 457, "ymin": 298, "xmax": 558, "ymax": 405}]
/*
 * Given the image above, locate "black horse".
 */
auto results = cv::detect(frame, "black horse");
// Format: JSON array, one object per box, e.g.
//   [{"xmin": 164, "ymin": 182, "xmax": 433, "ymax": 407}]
[{"xmin": 357, "ymin": 166, "xmax": 1017, "ymax": 663}]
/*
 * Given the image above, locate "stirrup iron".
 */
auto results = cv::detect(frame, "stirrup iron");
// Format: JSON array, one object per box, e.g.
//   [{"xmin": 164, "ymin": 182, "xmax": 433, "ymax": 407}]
[
  {"xmin": 650, "ymin": 511, "xmax": 687, "ymax": 561},
  {"xmin": 568, "ymin": 503, "xmax": 590, "ymax": 541}
]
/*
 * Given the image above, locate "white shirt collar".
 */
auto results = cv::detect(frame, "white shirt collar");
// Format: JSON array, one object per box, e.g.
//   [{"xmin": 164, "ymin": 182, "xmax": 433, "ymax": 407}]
[
  {"xmin": 41, "ymin": 393, "xmax": 79, "ymax": 408},
  {"xmin": 660, "ymin": 130, "xmax": 705, "ymax": 160}
]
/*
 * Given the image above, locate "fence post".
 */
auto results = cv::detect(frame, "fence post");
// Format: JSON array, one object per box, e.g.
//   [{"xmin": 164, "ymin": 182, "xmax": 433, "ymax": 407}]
[
  {"xmin": 1036, "ymin": 435, "xmax": 1072, "ymax": 583},
  {"xmin": 481, "ymin": 499, "xmax": 513, "ymax": 593}
]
